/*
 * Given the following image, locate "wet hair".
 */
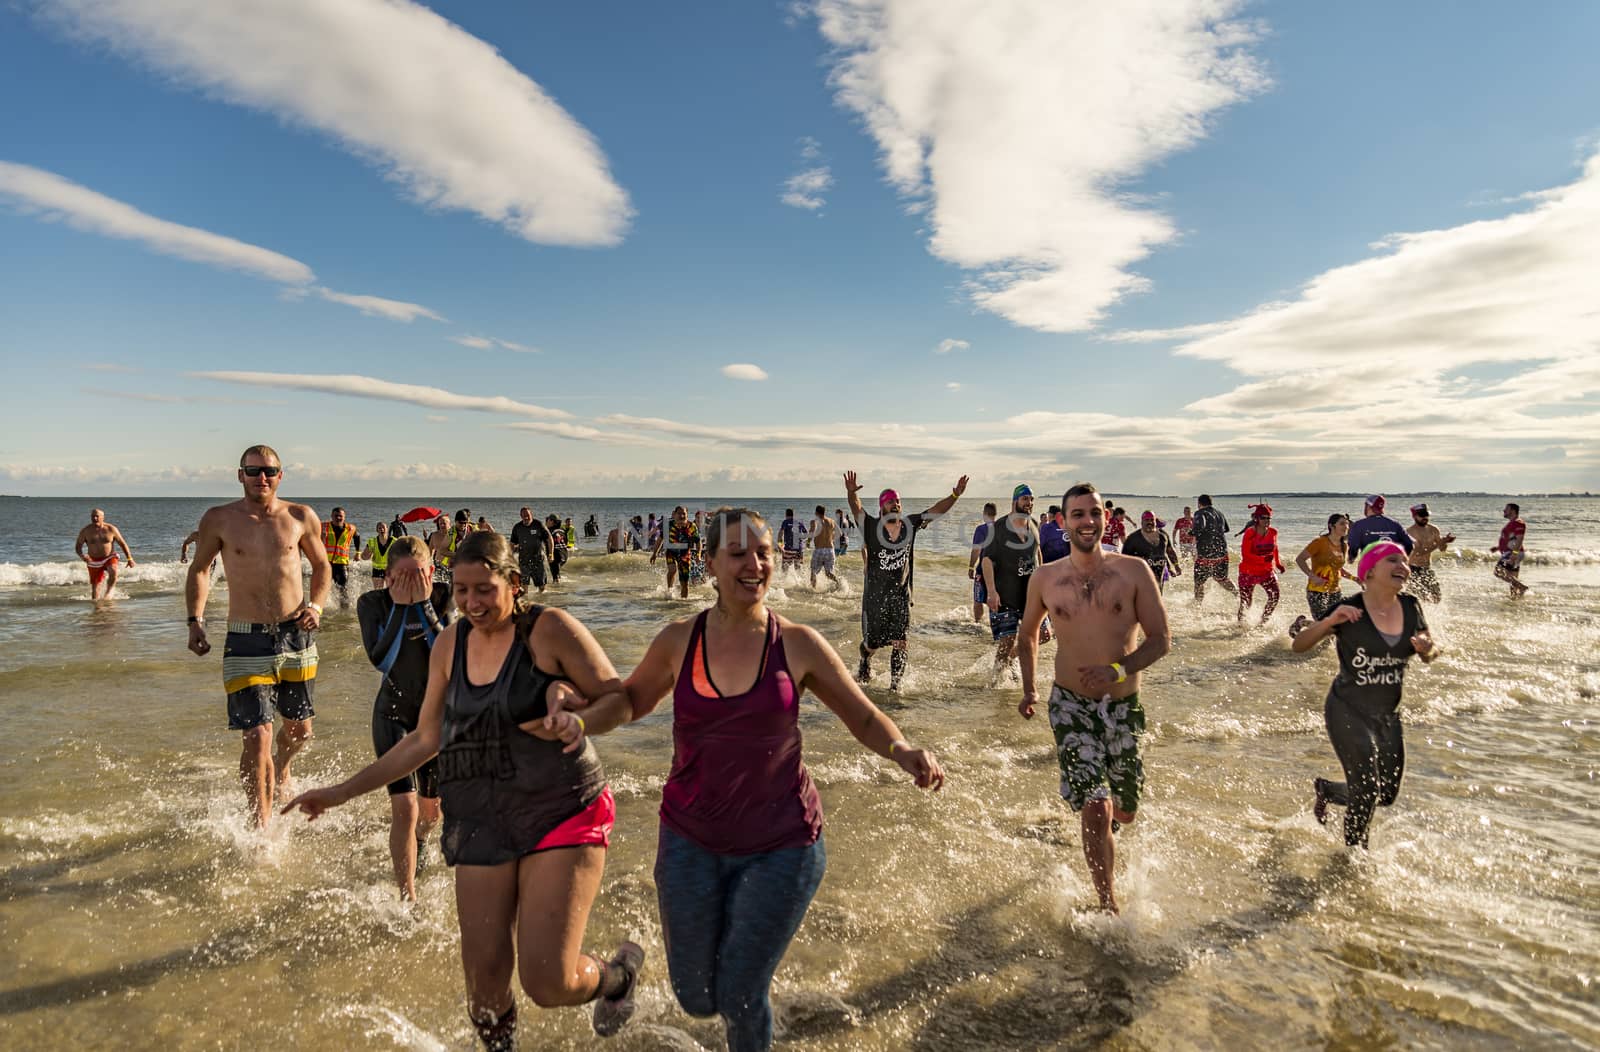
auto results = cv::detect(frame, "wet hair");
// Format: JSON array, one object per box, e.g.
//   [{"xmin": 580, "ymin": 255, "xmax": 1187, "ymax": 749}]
[
  {"xmin": 705, "ymin": 506, "xmax": 769, "ymax": 556},
  {"xmin": 786, "ymin": 508, "xmax": 795, "ymax": 517},
  {"xmin": 982, "ymin": 502, "xmax": 997, "ymax": 515},
  {"xmin": 1506, "ymin": 502, "xmax": 1520, "ymax": 515},
  {"xmin": 1063, "ymin": 482, "xmax": 1100, "ymax": 506},
  {"xmin": 455, "ymin": 509, "xmax": 471, "ymax": 523},
  {"xmin": 389, "ymin": 535, "xmax": 429, "ymax": 564},
  {"xmin": 1047, "ymin": 505, "xmax": 1061, "ymax": 516},
  {"xmin": 1197, "ymin": 494, "xmax": 1213, "ymax": 507},
  {"xmin": 815, "ymin": 504, "xmax": 826, "ymax": 516},
  {"xmin": 239, "ymin": 444, "xmax": 280, "ymax": 467}
]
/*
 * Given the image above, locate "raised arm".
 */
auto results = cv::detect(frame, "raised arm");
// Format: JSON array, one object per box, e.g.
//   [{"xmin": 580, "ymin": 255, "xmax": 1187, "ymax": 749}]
[
  {"xmin": 919, "ymin": 475, "xmax": 969, "ymax": 520},
  {"xmin": 843, "ymin": 470, "xmax": 866, "ymax": 524},
  {"xmin": 284, "ymin": 623, "xmax": 454, "ymax": 819},
  {"xmin": 623, "ymin": 620, "xmax": 691, "ymax": 720},
  {"xmin": 786, "ymin": 623, "xmax": 943, "ymax": 789}
]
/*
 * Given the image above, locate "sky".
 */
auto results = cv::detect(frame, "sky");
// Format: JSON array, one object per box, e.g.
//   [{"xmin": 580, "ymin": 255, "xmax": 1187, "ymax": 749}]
[{"xmin": 1, "ymin": 0, "xmax": 1598, "ymax": 498}]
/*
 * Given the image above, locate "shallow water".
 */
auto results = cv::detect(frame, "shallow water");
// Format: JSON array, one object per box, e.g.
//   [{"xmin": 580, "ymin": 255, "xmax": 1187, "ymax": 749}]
[{"xmin": 1, "ymin": 495, "xmax": 1597, "ymax": 1050}]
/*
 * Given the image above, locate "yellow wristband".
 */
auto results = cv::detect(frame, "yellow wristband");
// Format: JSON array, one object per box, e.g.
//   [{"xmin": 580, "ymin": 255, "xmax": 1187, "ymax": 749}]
[
  {"xmin": 305, "ymin": 602, "xmax": 323, "ymax": 617},
  {"xmin": 889, "ymin": 739, "xmax": 910, "ymax": 756},
  {"xmin": 1111, "ymin": 662, "xmax": 1127, "ymax": 684},
  {"xmin": 573, "ymin": 714, "xmax": 586, "ymax": 736}
]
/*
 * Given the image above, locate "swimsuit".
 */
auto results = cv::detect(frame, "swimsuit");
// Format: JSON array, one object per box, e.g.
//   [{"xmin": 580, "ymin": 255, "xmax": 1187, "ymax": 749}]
[
  {"xmin": 222, "ymin": 619, "xmax": 318, "ymax": 729},
  {"xmin": 1047, "ymin": 685, "xmax": 1145, "ymax": 814},
  {"xmin": 85, "ymin": 553, "xmax": 118, "ymax": 588}
]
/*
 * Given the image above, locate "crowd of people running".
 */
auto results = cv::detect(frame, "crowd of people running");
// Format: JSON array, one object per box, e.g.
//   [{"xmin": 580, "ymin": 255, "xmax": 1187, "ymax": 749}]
[{"xmin": 69, "ymin": 444, "xmax": 1535, "ymax": 1051}]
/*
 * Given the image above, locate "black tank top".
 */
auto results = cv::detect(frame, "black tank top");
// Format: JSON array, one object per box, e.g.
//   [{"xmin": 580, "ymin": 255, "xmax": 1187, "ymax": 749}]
[{"xmin": 437, "ymin": 610, "xmax": 606, "ymax": 866}]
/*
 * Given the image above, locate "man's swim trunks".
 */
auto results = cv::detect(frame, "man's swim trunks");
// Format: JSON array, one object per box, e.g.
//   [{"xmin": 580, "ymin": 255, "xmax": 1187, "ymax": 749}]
[
  {"xmin": 86, "ymin": 554, "xmax": 118, "ymax": 588},
  {"xmin": 1047, "ymin": 685, "xmax": 1144, "ymax": 814},
  {"xmin": 811, "ymin": 547, "xmax": 836, "ymax": 575},
  {"xmin": 223, "ymin": 619, "xmax": 318, "ymax": 729},
  {"xmin": 1193, "ymin": 556, "xmax": 1230, "ymax": 582}
]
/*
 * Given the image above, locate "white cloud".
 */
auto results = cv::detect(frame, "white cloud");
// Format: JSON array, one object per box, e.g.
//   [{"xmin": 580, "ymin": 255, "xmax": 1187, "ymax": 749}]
[
  {"xmin": 781, "ymin": 137, "xmax": 835, "ymax": 211},
  {"xmin": 935, "ymin": 338, "xmax": 969, "ymax": 354},
  {"xmin": 811, "ymin": 0, "xmax": 1266, "ymax": 332},
  {"xmin": 2, "ymin": 162, "xmax": 455, "ymax": 327},
  {"xmin": 1170, "ymin": 151, "xmax": 1600, "ymax": 378},
  {"xmin": 502, "ymin": 421, "xmax": 651, "ymax": 445},
  {"xmin": 48, "ymin": 0, "xmax": 631, "ymax": 246},
  {"xmin": 190, "ymin": 371, "xmax": 571, "ymax": 419},
  {"xmin": 1099, "ymin": 321, "xmax": 1231, "ymax": 344},
  {"xmin": 721, "ymin": 363, "xmax": 770, "ymax": 381},
  {"xmin": 946, "ymin": 382, "xmax": 961, "ymax": 391},
  {"xmin": 451, "ymin": 334, "xmax": 539, "ymax": 352},
  {"xmin": 315, "ymin": 287, "xmax": 445, "ymax": 323},
  {"xmin": 0, "ymin": 160, "xmax": 313, "ymax": 284}
]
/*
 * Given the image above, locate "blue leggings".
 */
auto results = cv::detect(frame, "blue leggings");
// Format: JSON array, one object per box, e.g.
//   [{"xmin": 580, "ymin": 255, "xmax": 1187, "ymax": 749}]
[{"xmin": 654, "ymin": 826, "xmax": 826, "ymax": 1052}]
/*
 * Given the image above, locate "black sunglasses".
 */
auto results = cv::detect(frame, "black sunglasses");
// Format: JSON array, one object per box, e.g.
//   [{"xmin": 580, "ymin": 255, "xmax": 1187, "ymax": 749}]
[{"xmin": 242, "ymin": 465, "xmax": 281, "ymax": 478}]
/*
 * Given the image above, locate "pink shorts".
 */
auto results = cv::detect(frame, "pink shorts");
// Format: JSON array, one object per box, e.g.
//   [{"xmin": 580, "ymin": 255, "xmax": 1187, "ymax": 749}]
[{"xmin": 535, "ymin": 787, "xmax": 615, "ymax": 852}]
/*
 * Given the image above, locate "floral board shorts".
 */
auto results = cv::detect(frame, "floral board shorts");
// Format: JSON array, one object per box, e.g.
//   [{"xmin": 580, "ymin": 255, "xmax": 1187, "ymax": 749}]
[{"xmin": 1047, "ymin": 685, "xmax": 1145, "ymax": 814}]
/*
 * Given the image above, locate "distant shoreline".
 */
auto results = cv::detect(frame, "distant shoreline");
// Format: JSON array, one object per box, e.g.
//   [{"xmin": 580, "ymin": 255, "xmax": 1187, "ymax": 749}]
[{"xmin": 3, "ymin": 491, "xmax": 1594, "ymax": 501}]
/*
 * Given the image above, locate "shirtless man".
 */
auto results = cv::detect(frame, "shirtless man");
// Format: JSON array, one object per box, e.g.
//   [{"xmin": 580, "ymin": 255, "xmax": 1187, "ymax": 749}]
[
  {"xmin": 185, "ymin": 445, "xmax": 331, "ymax": 829},
  {"xmin": 75, "ymin": 508, "xmax": 135, "ymax": 599},
  {"xmin": 1404, "ymin": 503, "xmax": 1454, "ymax": 603},
  {"xmin": 1017, "ymin": 483, "xmax": 1171, "ymax": 913},
  {"xmin": 808, "ymin": 504, "xmax": 839, "ymax": 590}
]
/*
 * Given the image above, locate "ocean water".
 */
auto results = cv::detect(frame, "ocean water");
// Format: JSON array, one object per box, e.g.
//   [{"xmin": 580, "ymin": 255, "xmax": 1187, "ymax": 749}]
[{"xmin": 1, "ymin": 494, "xmax": 1596, "ymax": 1050}]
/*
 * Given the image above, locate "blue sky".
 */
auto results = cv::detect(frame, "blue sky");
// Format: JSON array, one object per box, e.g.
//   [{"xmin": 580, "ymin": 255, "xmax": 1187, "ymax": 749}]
[{"xmin": 2, "ymin": 0, "xmax": 1597, "ymax": 497}]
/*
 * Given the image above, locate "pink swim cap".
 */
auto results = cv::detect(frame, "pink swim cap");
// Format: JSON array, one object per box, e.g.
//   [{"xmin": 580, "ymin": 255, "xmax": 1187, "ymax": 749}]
[
  {"xmin": 1356, "ymin": 540, "xmax": 1406, "ymax": 582},
  {"xmin": 878, "ymin": 488, "xmax": 899, "ymax": 509}
]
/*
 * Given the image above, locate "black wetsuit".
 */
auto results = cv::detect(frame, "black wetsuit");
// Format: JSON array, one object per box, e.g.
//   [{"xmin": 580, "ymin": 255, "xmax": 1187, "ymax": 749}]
[
  {"xmin": 1316, "ymin": 593, "xmax": 1428, "ymax": 847},
  {"xmin": 437, "ymin": 611, "xmax": 605, "ymax": 866},
  {"xmin": 357, "ymin": 583, "xmax": 452, "ymax": 796}
]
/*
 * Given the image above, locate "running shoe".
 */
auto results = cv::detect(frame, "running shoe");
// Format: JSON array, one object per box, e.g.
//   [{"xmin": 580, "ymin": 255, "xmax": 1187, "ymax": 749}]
[{"xmin": 592, "ymin": 941, "xmax": 644, "ymax": 1037}]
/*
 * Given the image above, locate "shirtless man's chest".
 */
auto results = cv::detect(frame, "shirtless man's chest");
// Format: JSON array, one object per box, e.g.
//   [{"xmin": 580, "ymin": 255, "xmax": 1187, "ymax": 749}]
[
  {"xmin": 218, "ymin": 503, "xmax": 310, "ymax": 621},
  {"xmin": 79, "ymin": 524, "xmax": 116, "ymax": 556},
  {"xmin": 1041, "ymin": 560, "xmax": 1143, "ymax": 689}
]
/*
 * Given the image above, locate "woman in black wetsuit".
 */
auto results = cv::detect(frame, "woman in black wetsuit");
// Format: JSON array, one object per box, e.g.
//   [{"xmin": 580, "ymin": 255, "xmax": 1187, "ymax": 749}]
[
  {"xmin": 1291, "ymin": 540, "xmax": 1440, "ymax": 848},
  {"xmin": 285, "ymin": 532, "xmax": 643, "ymax": 1049}
]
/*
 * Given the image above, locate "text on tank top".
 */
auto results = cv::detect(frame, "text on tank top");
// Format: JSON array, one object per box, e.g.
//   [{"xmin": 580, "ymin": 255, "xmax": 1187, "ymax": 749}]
[{"xmin": 437, "ymin": 611, "xmax": 605, "ymax": 866}]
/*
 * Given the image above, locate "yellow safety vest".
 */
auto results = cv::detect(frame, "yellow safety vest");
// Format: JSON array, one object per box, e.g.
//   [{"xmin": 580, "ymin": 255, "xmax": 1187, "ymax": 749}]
[
  {"xmin": 366, "ymin": 535, "xmax": 393, "ymax": 571},
  {"xmin": 323, "ymin": 523, "xmax": 355, "ymax": 564}
]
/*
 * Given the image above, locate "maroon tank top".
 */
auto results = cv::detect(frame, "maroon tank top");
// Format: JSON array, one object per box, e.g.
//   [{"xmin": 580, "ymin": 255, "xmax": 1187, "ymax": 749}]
[{"xmin": 660, "ymin": 610, "xmax": 823, "ymax": 854}]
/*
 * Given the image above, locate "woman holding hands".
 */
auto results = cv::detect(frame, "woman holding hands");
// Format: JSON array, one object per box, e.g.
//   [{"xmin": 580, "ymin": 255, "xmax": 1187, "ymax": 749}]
[
  {"xmin": 625, "ymin": 506, "xmax": 944, "ymax": 1052},
  {"xmin": 285, "ymin": 531, "xmax": 643, "ymax": 1049}
]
